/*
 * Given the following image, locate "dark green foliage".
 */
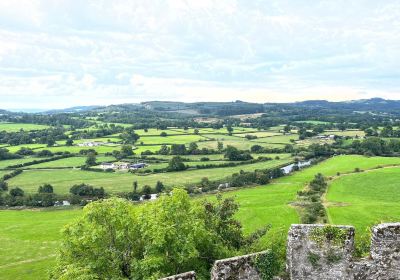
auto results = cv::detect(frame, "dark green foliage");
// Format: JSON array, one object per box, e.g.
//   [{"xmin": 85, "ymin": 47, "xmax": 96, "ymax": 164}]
[
  {"xmin": 253, "ymin": 250, "xmax": 280, "ymax": 280},
  {"xmin": 38, "ymin": 184, "xmax": 54, "ymax": 193},
  {"xmin": 168, "ymin": 156, "xmax": 187, "ymax": 171},
  {"xmin": 10, "ymin": 187, "xmax": 24, "ymax": 197},
  {"xmin": 224, "ymin": 145, "xmax": 253, "ymax": 161},
  {"xmin": 85, "ymin": 152, "xmax": 97, "ymax": 166},
  {"xmin": 70, "ymin": 183, "xmax": 106, "ymax": 198}
]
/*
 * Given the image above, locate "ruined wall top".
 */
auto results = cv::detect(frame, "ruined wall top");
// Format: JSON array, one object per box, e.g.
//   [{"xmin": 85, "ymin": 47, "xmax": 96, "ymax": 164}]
[{"xmin": 161, "ymin": 223, "xmax": 400, "ymax": 280}]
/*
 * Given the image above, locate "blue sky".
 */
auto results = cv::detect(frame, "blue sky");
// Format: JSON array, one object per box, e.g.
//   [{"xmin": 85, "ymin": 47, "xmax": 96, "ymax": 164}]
[{"xmin": 0, "ymin": 0, "xmax": 399, "ymax": 109}]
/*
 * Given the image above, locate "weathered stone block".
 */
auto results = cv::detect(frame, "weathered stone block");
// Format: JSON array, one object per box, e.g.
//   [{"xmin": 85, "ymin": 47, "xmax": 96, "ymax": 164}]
[
  {"xmin": 286, "ymin": 224, "xmax": 355, "ymax": 280},
  {"xmin": 210, "ymin": 251, "xmax": 269, "ymax": 280},
  {"xmin": 159, "ymin": 271, "xmax": 196, "ymax": 280}
]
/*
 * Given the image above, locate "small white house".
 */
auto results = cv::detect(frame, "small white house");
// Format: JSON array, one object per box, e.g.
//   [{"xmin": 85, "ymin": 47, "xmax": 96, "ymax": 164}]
[
  {"xmin": 78, "ymin": 141, "xmax": 104, "ymax": 147},
  {"xmin": 101, "ymin": 162, "xmax": 115, "ymax": 169}
]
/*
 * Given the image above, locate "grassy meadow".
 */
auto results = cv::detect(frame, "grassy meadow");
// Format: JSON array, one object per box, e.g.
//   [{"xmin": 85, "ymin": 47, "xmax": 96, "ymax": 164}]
[
  {"xmin": 327, "ymin": 166, "xmax": 400, "ymax": 233},
  {"xmin": 3, "ymin": 155, "xmax": 400, "ymax": 279},
  {"xmin": 8, "ymin": 158, "xmax": 293, "ymax": 194},
  {"xmin": 0, "ymin": 208, "xmax": 81, "ymax": 280},
  {"xmin": 0, "ymin": 123, "xmax": 50, "ymax": 132}
]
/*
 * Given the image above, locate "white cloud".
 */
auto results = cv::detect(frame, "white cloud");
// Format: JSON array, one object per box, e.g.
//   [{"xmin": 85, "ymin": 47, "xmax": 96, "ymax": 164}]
[{"xmin": 0, "ymin": 0, "xmax": 399, "ymax": 109}]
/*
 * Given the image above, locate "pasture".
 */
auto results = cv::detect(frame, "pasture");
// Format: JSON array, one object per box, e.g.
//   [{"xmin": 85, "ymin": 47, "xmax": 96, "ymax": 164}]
[
  {"xmin": 217, "ymin": 155, "xmax": 400, "ymax": 245},
  {"xmin": 25, "ymin": 156, "xmax": 115, "ymax": 169},
  {"xmin": 2, "ymin": 155, "xmax": 400, "ymax": 279},
  {"xmin": 0, "ymin": 208, "xmax": 81, "ymax": 280},
  {"xmin": 327, "ymin": 167, "xmax": 400, "ymax": 233},
  {"xmin": 0, "ymin": 122, "xmax": 50, "ymax": 132},
  {"xmin": 8, "ymin": 158, "xmax": 293, "ymax": 194}
]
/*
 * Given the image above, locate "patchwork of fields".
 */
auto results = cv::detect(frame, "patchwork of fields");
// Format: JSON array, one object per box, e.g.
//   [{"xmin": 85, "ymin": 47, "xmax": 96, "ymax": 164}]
[
  {"xmin": 3, "ymin": 155, "xmax": 400, "ymax": 279},
  {"xmin": 2, "ymin": 120, "xmax": 400, "ymax": 279}
]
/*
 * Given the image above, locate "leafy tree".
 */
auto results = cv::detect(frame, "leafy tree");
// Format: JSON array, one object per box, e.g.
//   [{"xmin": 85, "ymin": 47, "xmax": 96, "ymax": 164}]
[
  {"xmin": 66, "ymin": 138, "xmax": 74, "ymax": 146},
  {"xmin": 10, "ymin": 187, "xmax": 24, "ymax": 197},
  {"xmin": 47, "ymin": 137, "xmax": 56, "ymax": 147},
  {"xmin": 38, "ymin": 183, "xmax": 54, "ymax": 193},
  {"xmin": 160, "ymin": 132, "xmax": 168, "ymax": 137},
  {"xmin": 155, "ymin": 181, "xmax": 164, "ymax": 193},
  {"xmin": 158, "ymin": 145, "xmax": 170, "ymax": 155},
  {"xmin": 85, "ymin": 152, "xmax": 97, "ymax": 166},
  {"xmin": 51, "ymin": 190, "xmax": 269, "ymax": 279},
  {"xmin": 188, "ymin": 142, "xmax": 198, "ymax": 154},
  {"xmin": 194, "ymin": 128, "xmax": 199, "ymax": 135},
  {"xmin": 0, "ymin": 180, "xmax": 8, "ymax": 192},
  {"xmin": 121, "ymin": 128, "xmax": 140, "ymax": 144},
  {"xmin": 226, "ymin": 125, "xmax": 233, "ymax": 135},
  {"xmin": 168, "ymin": 156, "xmax": 187, "ymax": 171},
  {"xmin": 170, "ymin": 144, "xmax": 187, "ymax": 155},
  {"xmin": 142, "ymin": 185, "xmax": 152, "ymax": 199},
  {"xmin": 120, "ymin": 145, "xmax": 134, "ymax": 157},
  {"xmin": 224, "ymin": 146, "xmax": 253, "ymax": 161},
  {"xmin": 217, "ymin": 141, "xmax": 224, "ymax": 152}
]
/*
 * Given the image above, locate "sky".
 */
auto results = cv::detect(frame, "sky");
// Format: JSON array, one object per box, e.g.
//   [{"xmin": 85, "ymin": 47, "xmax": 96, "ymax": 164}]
[{"xmin": 0, "ymin": 0, "xmax": 400, "ymax": 110}]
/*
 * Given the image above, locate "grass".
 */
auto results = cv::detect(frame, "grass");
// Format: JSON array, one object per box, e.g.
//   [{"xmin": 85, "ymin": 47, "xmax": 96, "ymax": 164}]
[
  {"xmin": 25, "ymin": 156, "xmax": 115, "ymax": 169},
  {"xmin": 8, "ymin": 158, "xmax": 293, "ymax": 194},
  {"xmin": 35, "ymin": 145, "xmax": 120, "ymax": 154},
  {"xmin": 138, "ymin": 134, "xmax": 206, "ymax": 145},
  {"xmin": 0, "ymin": 157, "xmax": 49, "ymax": 169},
  {"xmin": 326, "ymin": 167, "xmax": 400, "ymax": 233},
  {"xmin": 214, "ymin": 155, "xmax": 400, "ymax": 245},
  {"xmin": 0, "ymin": 123, "xmax": 50, "ymax": 132},
  {"xmin": 322, "ymin": 130, "xmax": 365, "ymax": 137},
  {"xmin": 252, "ymin": 134, "xmax": 298, "ymax": 144},
  {"xmin": 5, "ymin": 144, "xmax": 47, "ymax": 153},
  {"xmin": 0, "ymin": 208, "xmax": 82, "ymax": 280},
  {"xmin": 2, "ymin": 154, "xmax": 400, "ymax": 279}
]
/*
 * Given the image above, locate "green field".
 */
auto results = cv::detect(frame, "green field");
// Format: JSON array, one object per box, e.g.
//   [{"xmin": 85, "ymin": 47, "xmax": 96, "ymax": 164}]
[
  {"xmin": 0, "ymin": 208, "xmax": 81, "ymax": 280},
  {"xmin": 25, "ymin": 156, "xmax": 115, "ymax": 169},
  {"xmin": 327, "ymin": 167, "xmax": 400, "ymax": 233},
  {"xmin": 3, "ymin": 155, "xmax": 400, "ymax": 279},
  {"xmin": 138, "ymin": 134, "xmax": 207, "ymax": 145},
  {"xmin": 251, "ymin": 134, "xmax": 298, "ymax": 144},
  {"xmin": 218, "ymin": 155, "xmax": 400, "ymax": 243},
  {"xmin": 35, "ymin": 145, "xmax": 120, "ymax": 154},
  {"xmin": 0, "ymin": 157, "xmax": 50, "ymax": 169},
  {"xmin": 8, "ymin": 158, "xmax": 293, "ymax": 194},
  {"xmin": 5, "ymin": 144, "xmax": 47, "ymax": 153},
  {"xmin": 0, "ymin": 123, "xmax": 50, "ymax": 132}
]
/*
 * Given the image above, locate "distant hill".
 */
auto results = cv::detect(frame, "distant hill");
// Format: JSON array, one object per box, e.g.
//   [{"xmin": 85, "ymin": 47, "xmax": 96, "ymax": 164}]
[{"xmin": 2, "ymin": 98, "xmax": 400, "ymax": 117}]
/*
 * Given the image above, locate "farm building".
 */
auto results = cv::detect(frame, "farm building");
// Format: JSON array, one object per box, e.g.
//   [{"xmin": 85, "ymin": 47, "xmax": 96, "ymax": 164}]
[
  {"xmin": 129, "ymin": 163, "xmax": 147, "ymax": 170},
  {"xmin": 101, "ymin": 162, "xmax": 115, "ymax": 169},
  {"xmin": 77, "ymin": 141, "xmax": 104, "ymax": 147}
]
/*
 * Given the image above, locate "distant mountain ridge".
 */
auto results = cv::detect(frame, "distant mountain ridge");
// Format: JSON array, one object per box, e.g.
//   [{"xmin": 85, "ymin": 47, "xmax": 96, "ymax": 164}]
[{"xmin": 2, "ymin": 98, "xmax": 400, "ymax": 116}]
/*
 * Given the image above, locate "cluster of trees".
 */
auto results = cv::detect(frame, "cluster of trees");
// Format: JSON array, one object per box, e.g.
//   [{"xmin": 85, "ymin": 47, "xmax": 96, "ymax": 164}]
[
  {"xmin": 69, "ymin": 123, "xmax": 125, "ymax": 139},
  {"xmin": 1, "ymin": 113, "xmax": 90, "ymax": 128},
  {"xmin": 0, "ymin": 183, "xmax": 57, "ymax": 207},
  {"xmin": 126, "ymin": 181, "xmax": 165, "ymax": 201},
  {"xmin": 155, "ymin": 143, "xmax": 217, "ymax": 156},
  {"xmin": 365, "ymin": 125, "xmax": 400, "ymax": 138},
  {"xmin": 185, "ymin": 167, "xmax": 285, "ymax": 194},
  {"xmin": 224, "ymin": 146, "xmax": 253, "ymax": 161},
  {"xmin": 69, "ymin": 183, "xmax": 106, "ymax": 198},
  {"xmin": 50, "ymin": 190, "xmax": 271, "ymax": 279},
  {"xmin": 349, "ymin": 137, "xmax": 400, "ymax": 156},
  {"xmin": 0, "ymin": 127, "xmax": 67, "ymax": 146},
  {"xmin": 297, "ymin": 173, "xmax": 327, "ymax": 224}
]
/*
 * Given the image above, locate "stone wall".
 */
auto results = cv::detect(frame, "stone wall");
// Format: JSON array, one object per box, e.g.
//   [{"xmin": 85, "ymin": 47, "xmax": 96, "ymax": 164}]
[
  {"xmin": 210, "ymin": 251, "xmax": 268, "ymax": 280},
  {"xmin": 161, "ymin": 223, "xmax": 400, "ymax": 280},
  {"xmin": 160, "ymin": 271, "xmax": 196, "ymax": 280},
  {"xmin": 287, "ymin": 223, "xmax": 400, "ymax": 280}
]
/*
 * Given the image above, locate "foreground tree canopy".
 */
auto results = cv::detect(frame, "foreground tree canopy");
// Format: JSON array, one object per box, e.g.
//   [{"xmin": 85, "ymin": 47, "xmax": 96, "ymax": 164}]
[{"xmin": 51, "ymin": 189, "xmax": 269, "ymax": 280}]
